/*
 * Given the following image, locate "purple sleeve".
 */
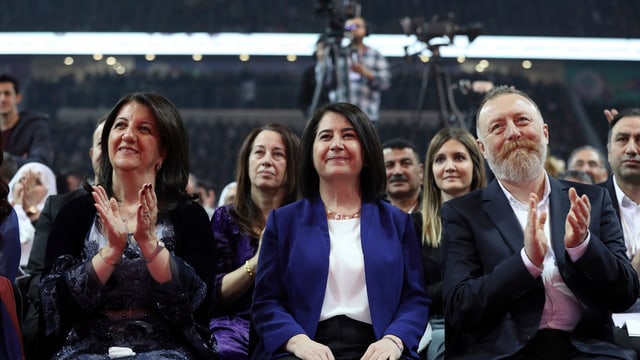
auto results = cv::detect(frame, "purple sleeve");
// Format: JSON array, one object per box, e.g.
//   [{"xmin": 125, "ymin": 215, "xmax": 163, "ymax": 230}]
[{"xmin": 211, "ymin": 206, "xmax": 257, "ymax": 309}]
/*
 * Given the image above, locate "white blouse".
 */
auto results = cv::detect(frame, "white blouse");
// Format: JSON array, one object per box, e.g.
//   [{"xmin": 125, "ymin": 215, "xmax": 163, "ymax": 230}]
[{"xmin": 319, "ymin": 218, "xmax": 371, "ymax": 324}]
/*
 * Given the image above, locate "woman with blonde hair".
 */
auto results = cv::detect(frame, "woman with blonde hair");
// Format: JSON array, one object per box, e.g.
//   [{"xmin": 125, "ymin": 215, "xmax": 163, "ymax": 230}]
[{"xmin": 419, "ymin": 126, "xmax": 486, "ymax": 360}]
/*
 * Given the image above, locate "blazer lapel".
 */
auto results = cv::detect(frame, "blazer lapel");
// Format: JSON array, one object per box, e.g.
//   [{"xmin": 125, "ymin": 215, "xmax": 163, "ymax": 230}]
[
  {"xmin": 311, "ymin": 196, "xmax": 332, "ymax": 255},
  {"xmin": 360, "ymin": 202, "xmax": 374, "ymax": 250},
  {"xmin": 602, "ymin": 176, "xmax": 621, "ymax": 223},
  {"xmin": 549, "ymin": 178, "xmax": 571, "ymax": 267},
  {"xmin": 483, "ymin": 181, "xmax": 525, "ymax": 254}
]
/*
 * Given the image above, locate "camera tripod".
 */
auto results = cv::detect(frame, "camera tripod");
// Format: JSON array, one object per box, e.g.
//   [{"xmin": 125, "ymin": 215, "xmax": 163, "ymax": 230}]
[
  {"xmin": 412, "ymin": 45, "xmax": 468, "ymax": 132},
  {"xmin": 307, "ymin": 36, "xmax": 352, "ymax": 116}
]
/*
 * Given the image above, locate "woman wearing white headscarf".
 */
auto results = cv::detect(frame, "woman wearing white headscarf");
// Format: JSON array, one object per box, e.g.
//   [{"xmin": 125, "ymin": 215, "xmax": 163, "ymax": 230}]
[
  {"xmin": 8, "ymin": 162, "xmax": 57, "ymax": 267},
  {"xmin": 217, "ymin": 181, "xmax": 237, "ymax": 208}
]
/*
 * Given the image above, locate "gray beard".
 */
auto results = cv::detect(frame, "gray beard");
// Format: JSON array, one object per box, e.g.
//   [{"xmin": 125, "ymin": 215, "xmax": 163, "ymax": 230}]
[{"xmin": 487, "ymin": 146, "xmax": 546, "ymax": 184}]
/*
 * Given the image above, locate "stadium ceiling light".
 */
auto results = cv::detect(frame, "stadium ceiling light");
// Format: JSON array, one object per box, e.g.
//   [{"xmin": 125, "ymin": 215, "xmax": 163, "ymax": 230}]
[{"xmin": 0, "ymin": 32, "xmax": 638, "ymax": 61}]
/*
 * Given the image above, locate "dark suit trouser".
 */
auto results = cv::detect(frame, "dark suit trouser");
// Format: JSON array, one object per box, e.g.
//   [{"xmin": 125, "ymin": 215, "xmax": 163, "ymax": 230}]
[
  {"xmin": 279, "ymin": 315, "xmax": 376, "ymax": 360},
  {"xmin": 614, "ymin": 325, "xmax": 640, "ymax": 359},
  {"xmin": 511, "ymin": 329, "xmax": 625, "ymax": 360}
]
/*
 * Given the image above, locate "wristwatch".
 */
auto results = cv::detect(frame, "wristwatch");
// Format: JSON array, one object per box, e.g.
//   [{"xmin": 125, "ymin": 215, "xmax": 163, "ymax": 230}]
[
  {"xmin": 144, "ymin": 240, "xmax": 165, "ymax": 263},
  {"xmin": 25, "ymin": 205, "xmax": 38, "ymax": 217}
]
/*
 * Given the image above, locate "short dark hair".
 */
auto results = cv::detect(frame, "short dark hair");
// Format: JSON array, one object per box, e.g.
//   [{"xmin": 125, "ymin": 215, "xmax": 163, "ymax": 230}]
[
  {"xmin": 0, "ymin": 74, "xmax": 20, "ymax": 94},
  {"xmin": 381, "ymin": 138, "xmax": 415, "ymax": 150},
  {"xmin": 97, "ymin": 92, "xmax": 189, "ymax": 214},
  {"xmin": 567, "ymin": 145, "xmax": 607, "ymax": 170},
  {"xmin": 381, "ymin": 138, "xmax": 421, "ymax": 162},
  {"xmin": 608, "ymin": 108, "xmax": 640, "ymax": 145},
  {"xmin": 299, "ymin": 102, "xmax": 386, "ymax": 202}
]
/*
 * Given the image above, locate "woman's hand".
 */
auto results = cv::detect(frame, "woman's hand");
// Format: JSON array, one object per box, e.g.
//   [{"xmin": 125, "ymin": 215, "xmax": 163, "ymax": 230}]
[
  {"xmin": 134, "ymin": 183, "xmax": 158, "ymax": 245},
  {"xmin": 20, "ymin": 170, "xmax": 41, "ymax": 208},
  {"xmin": 92, "ymin": 185, "xmax": 128, "ymax": 252},
  {"xmin": 12, "ymin": 170, "xmax": 39, "ymax": 207},
  {"xmin": 286, "ymin": 334, "xmax": 334, "ymax": 360},
  {"xmin": 361, "ymin": 336, "xmax": 403, "ymax": 360},
  {"xmin": 604, "ymin": 108, "xmax": 618, "ymax": 123},
  {"xmin": 248, "ymin": 228, "xmax": 265, "ymax": 271}
]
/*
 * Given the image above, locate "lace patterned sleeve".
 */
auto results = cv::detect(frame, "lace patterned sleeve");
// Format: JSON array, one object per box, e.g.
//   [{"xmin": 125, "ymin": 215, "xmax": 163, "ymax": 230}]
[
  {"xmin": 40, "ymin": 255, "xmax": 102, "ymax": 336},
  {"xmin": 151, "ymin": 256, "xmax": 207, "ymax": 324}
]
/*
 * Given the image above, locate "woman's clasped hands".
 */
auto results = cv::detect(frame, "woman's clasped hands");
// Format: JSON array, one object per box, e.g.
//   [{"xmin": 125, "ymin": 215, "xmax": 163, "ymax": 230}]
[{"xmin": 286, "ymin": 333, "xmax": 403, "ymax": 360}]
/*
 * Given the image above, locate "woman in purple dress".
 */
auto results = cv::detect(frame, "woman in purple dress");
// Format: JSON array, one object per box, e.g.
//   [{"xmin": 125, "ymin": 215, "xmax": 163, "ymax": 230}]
[{"xmin": 209, "ymin": 123, "xmax": 300, "ymax": 359}]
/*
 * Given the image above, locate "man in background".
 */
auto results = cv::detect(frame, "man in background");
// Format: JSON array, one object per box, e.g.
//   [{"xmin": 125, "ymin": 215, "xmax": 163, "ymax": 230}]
[
  {"xmin": 343, "ymin": 16, "xmax": 390, "ymax": 124},
  {"xmin": 382, "ymin": 138, "xmax": 423, "ymax": 213},
  {"xmin": 600, "ymin": 108, "xmax": 640, "ymax": 356},
  {"xmin": 0, "ymin": 74, "xmax": 53, "ymax": 167},
  {"xmin": 566, "ymin": 145, "xmax": 609, "ymax": 184}
]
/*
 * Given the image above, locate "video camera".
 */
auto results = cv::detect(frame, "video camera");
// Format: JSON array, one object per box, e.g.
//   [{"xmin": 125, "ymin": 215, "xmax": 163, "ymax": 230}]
[
  {"xmin": 315, "ymin": 0, "xmax": 361, "ymax": 39},
  {"xmin": 401, "ymin": 13, "xmax": 482, "ymax": 47}
]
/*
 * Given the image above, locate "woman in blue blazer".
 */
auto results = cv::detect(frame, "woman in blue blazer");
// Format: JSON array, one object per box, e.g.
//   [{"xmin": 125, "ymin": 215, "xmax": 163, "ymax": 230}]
[{"xmin": 251, "ymin": 102, "xmax": 429, "ymax": 360}]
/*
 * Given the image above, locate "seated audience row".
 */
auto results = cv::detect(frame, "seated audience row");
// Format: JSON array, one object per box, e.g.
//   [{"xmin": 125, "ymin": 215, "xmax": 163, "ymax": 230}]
[{"xmin": 4, "ymin": 88, "xmax": 640, "ymax": 360}]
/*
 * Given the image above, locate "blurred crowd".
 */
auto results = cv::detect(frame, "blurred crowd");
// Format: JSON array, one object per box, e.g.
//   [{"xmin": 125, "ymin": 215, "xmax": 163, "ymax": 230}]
[
  {"xmin": 1, "ymin": 0, "xmax": 639, "ymax": 37},
  {"xmin": 33, "ymin": 70, "xmax": 629, "ymax": 198}
]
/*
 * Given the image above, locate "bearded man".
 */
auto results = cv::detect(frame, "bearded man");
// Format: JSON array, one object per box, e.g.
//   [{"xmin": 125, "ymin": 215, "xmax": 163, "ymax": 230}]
[{"xmin": 440, "ymin": 86, "xmax": 638, "ymax": 359}]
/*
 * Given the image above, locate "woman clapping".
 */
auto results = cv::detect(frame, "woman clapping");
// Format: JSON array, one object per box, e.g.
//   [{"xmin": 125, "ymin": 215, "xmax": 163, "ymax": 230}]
[{"xmin": 41, "ymin": 93, "xmax": 217, "ymax": 359}]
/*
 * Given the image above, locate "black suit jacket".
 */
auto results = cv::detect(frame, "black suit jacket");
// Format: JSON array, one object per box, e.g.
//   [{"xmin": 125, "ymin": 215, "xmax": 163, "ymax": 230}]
[
  {"xmin": 19, "ymin": 188, "xmax": 88, "ymax": 360},
  {"xmin": 601, "ymin": 175, "xmax": 621, "ymax": 221},
  {"xmin": 441, "ymin": 176, "xmax": 638, "ymax": 359}
]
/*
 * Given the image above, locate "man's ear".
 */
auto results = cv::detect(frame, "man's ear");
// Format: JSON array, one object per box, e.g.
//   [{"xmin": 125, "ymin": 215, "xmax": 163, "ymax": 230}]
[{"xmin": 476, "ymin": 139, "xmax": 487, "ymax": 159}]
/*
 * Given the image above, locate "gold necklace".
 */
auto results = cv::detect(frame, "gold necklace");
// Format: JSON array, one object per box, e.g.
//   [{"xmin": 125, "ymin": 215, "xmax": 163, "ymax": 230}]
[{"xmin": 325, "ymin": 207, "xmax": 361, "ymax": 220}]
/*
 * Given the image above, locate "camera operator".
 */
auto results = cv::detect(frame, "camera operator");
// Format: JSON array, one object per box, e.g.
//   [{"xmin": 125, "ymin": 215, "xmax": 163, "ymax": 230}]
[{"xmin": 344, "ymin": 16, "xmax": 391, "ymax": 124}]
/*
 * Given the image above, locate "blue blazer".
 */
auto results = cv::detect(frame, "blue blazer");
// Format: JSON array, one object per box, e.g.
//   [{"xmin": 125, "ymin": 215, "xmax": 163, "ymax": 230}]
[
  {"xmin": 251, "ymin": 197, "xmax": 429, "ymax": 359},
  {"xmin": 441, "ymin": 177, "xmax": 639, "ymax": 359}
]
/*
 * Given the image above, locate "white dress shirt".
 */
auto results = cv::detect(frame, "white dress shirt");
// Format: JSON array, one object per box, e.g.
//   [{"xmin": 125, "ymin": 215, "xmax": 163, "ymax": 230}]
[
  {"xmin": 613, "ymin": 176, "xmax": 640, "ymax": 259},
  {"xmin": 498, "ymin": 175, "xmax": 588, "ymax": 331}
]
